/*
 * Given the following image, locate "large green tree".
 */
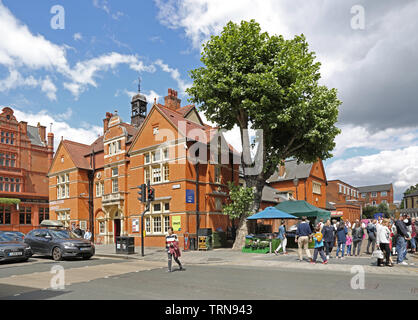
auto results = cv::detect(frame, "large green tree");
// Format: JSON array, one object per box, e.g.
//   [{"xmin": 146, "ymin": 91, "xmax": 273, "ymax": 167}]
[
  {"xmin": 222, "ymin": 182, "xmax": 254, "ymax": 250},
  {"xmin": 187, "ymin": 20, "xmax": 341, "ymax": 248}
]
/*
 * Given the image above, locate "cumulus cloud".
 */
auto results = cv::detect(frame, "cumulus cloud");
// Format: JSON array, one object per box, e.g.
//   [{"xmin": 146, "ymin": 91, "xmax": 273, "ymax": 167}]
[
  {"xmin": 0, "ymin": 2, "xmax": 155, "ymax": 99},
  {"xmin": 154, "ymin": 0, "xmax": 418, "ymax": 130},
  {"xmin": 8, "ymin": 107, "xmax": 102, "ymax": 150},
  {"xmin": 326, "ymin": 146, "xmax": 418, "ymax": 201},
  {"xmin": 155, "ymin": 59, "xmax": 192, "ymax": 94}
]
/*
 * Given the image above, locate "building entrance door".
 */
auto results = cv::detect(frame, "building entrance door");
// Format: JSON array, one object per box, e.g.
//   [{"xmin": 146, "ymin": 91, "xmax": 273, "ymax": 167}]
[{"xmin": 114, "ymin": 219, "xmax": 121, "ymax": 243}]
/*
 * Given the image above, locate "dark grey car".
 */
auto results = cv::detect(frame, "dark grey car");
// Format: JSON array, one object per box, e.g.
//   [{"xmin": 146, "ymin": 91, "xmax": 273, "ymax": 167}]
[
  {"xmin": 0, "ymin": 233, "xmax": 33, "ymax": 263},
  {"xmin": 24, "ymin": 229, "xmax": 95, "ymax": 261}
]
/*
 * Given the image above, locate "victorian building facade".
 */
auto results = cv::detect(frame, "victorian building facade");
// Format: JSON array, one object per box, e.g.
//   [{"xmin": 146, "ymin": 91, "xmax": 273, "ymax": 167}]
[
  {"xmin": 48, "ymin": 89, "xmax": 239, "ymax": 247},
  {"xmin": 0, "ymin": 107, "xmax": 54, "ymax": 233}
]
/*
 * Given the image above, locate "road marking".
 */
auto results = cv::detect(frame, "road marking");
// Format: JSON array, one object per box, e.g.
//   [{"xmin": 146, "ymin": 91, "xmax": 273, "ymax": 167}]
[{"xmin": 0, "ymin": 261, "xmax": 165, "ymax": 291}]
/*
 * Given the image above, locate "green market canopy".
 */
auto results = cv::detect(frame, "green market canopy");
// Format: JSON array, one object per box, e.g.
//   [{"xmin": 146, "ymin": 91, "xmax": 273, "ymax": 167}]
[{"xmin": 275, "ymin": 200, "xmax": 331, "ymax": 220}]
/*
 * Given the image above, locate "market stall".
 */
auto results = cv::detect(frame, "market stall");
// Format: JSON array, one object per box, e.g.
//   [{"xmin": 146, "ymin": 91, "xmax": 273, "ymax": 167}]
[
  {"xmin": 274, "ymin": 200, "xmax": 331, "ymax": 249},
  {"xmin": 244, "ymin": 207, "xmax": 297, "ymax": 253}
]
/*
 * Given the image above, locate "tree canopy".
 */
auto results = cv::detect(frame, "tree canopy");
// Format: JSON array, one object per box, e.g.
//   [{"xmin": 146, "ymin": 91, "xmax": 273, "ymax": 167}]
[{"xmin": 187, "ymin": 20, "xmax": 341, "ymax": 211}]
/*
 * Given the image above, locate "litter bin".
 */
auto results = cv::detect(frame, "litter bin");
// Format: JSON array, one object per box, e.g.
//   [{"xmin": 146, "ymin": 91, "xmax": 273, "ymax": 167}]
[
  {"xmin": 189, "ymin": 236, "xmax": 197, "ymax": 251},
  {"xmin": 115, "ymin": 236, "xmax": 135, "ymax": 254}
]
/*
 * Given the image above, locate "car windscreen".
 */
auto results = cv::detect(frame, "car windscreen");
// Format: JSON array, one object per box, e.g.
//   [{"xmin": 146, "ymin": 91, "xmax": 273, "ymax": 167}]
[
  {"xmin": 0, "ymin": 234, "xmax": 14, "ymax": 242},
  {"xmin": 49, "ymin": 230, "xmax": 81, "ymax": 239}
]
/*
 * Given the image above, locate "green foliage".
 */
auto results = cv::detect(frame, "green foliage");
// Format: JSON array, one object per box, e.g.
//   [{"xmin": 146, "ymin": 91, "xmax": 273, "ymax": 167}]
[
  {"xmin": 0, "ymin": 198, "xmax": 21, "ymax": 205},
  {"xmin": 363, "ymin": 203, "xmax": 390, "ymax": 219},
  {"xmin": 187, "ymin": 20, "xmax": 341, "ymax": 180},
  {"xmin": 404, "ymin": 184, "xmax": 418, "ymax": 195},
  {"xmin": 222, "ymin": 182, "xmax": 254, "ymax": 219}
]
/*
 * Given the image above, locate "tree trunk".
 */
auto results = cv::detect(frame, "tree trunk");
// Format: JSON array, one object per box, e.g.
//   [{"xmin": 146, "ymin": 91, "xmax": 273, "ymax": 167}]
[{"xmin": 232, "ymin": 214, "xmax": 249, "ymax": 250}]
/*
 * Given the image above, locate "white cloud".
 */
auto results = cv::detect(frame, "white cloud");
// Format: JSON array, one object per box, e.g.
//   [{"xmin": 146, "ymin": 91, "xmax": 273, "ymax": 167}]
[
  {"xmin": 10, "ymin": 107, "xmax": 102, "ymax": 150},
  {"xmin": 0, "ymin": 2, "xmax": 154, "ymax": 99},
  {"xmin": 0, "ymin": 69, "xmax": 57, "ymax": 101},
  {"xmin": 73, "ymin": 33, "xmax": 83, "ymax": 41},
  {"xmin": 333, "ymin": 125, "xmax": 418, "ymax": 157},
  {"xmin": 155, "ymin": 59, "xmax": 192, "ymax": 94},
  {"xmin": 326, "ymin": 146, "xmax": 418, "ymax": 201}
]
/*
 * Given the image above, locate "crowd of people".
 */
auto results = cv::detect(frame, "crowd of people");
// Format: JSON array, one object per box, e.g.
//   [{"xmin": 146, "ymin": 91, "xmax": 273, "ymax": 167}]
[{"xmin": 274, "ymin": 214, "xmax": 417, "ymax": 267}]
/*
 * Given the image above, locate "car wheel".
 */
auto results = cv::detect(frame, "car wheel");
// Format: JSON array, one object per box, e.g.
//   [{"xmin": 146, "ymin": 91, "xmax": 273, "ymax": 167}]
[
  {"xmin": 52, "ymin": 247, "xmax": 63, "ymax": 261},
  {"xmin": 82, "ymin": 255, "xmax": 92, "ymax": 260}
]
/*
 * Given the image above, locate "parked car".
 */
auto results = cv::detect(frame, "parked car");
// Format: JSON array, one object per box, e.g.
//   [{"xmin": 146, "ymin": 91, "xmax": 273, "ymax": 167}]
[
  {"xmin": 0, "ymin": 233, "xmax": 32, "ymax": 263},
  {"xmin": 0, "ymin": 231, "xmax": 25, "ymax": 241},
  {"xmin": 24, "ymin": 228, "xmax": 95, "ymax": 261}
]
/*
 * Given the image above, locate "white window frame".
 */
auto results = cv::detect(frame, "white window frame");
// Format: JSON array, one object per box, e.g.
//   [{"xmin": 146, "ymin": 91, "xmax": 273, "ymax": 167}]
[
  {"xmin": 381, "ymin": 191, "xmax": 387, "ymax": 197},
  {"xmin": 313, "ymin": 182, "xmax": 321, "ymax": 195},
  {"xmin": 112, "ymin": 178, "xmax": 119, "ymax": 193},
  {"xmin": 372, "ymin": 192, "xmax": 377, "ymax": 198},
  {"xmin": 57, "ymin": 174, "xmax": 70, "ymax": 200}
]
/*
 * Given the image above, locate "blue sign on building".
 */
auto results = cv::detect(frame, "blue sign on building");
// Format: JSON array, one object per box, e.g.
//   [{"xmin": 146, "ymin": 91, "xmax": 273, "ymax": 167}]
[{"xmin": 186, "ymin": 189, "xmax": 195, "ymax": 203}]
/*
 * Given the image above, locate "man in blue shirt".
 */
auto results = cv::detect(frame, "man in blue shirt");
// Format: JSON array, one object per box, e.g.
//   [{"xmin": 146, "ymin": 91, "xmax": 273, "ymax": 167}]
[
  {"xmin": 296, "ymin": 216, "xmax": 313, "ymax": 262},
  {"xmin": 274, "ymin": 220, "xmax": 288, "ymax": 255}
]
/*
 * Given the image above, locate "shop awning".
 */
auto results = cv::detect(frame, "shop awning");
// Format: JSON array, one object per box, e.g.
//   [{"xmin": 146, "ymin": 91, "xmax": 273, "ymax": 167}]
[
  {"xmin": 275, "ymin": 200, "xmax": 331, "ymax": 220},
  {"xmin": 247, "ymin": 206, "xmax": 298, "ymax": 220}
]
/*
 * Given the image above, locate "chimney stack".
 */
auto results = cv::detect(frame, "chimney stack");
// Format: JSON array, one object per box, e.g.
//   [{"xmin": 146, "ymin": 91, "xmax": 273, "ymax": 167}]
[
  {"xmin": 103, "ymin": 112, "xmax": 113, "ymax": 134},
  {"xmin": 164, "ymin": 88, "xmax": 181, "ymax": 110},
  {"xmin": 37, "ymin": 123, "xmax": 46, "ymax": 143},
  {"xmin": 47, "ymin": 132, "xmax": 54, "ymax": 168}
]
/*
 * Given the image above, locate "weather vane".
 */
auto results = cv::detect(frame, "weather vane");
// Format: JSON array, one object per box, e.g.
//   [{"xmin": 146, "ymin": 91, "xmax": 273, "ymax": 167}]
[{"xmin": 138, "ymin": 76, "xmax": 142, "ymax": 93}]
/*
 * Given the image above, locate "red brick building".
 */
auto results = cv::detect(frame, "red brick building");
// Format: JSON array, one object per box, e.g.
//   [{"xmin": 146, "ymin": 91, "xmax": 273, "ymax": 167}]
[
  {"xmin": 357, "ymin": 184, "xmax": 394, "ymax": 207},
  {"xmin": 48, "ymin": 89, "xmax": 239, "ymax": 247},
  {"xmin": 266, "ymin": 159, "xmax": 328, "ymax": 210},
  {"xmin": 327, "ymin": 180, "xmax": 361, "ymax": 222},
  {"xmin": 0, "ymin": 107, "xmax": 54, "ymax": 233}
]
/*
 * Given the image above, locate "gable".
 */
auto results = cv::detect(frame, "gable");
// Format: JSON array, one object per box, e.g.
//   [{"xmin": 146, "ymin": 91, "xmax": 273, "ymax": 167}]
[
  {"xmin": 128, "ymin": 105, "xmax": 182, "ymax": 154},
  {"xmin": 310, "ymin": 160, "xmax": 327, "ymax": 182},
  {"xmin": 184, "ymin": 109, "xmax": 204, "ymax": 125},
  {"xmin": 48, "ymin": 141, "xmax": 76, "ymax": 176}
]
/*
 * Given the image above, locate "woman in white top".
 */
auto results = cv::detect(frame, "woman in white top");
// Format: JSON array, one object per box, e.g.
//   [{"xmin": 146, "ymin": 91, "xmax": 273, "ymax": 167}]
[{"xmin": 376, "ymin": 219, "xmax": 393, "ymax": 267}]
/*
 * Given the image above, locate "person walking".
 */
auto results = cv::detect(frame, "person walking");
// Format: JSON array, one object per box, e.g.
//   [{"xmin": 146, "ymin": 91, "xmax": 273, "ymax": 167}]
[
  {"xmin": 274, "ymin": 220, "xmax": 288, "ymax": 255},
  {"xmin": 346, "ymin": 230, "xmax": 353, "ymax": 256},
  {"xmin": 74, "ymin": 224, "xmax": 84, "ymax": 238},
  {"xmin": 166, "ymin": 227, "xmax": 184, "ymax": 272},
  {"xmin": 322, "ymin": 219, "xmax": 335, "ymax": 261},
  {"xmin": 311, "ymin": 225, "xmax": 328, "ymax": 264},
  {"xmin": 352, "ymin": 220, "xmax": 364, "ymax": 256},
  {"xmin": 335, "ymin": 222, "xmax": 348, "ymax": 259},
  {"xmin": 296, "ymin": 216, "xmax": 312, "ymax": 262},
  {"xmin": 376, "ymin": 218, "xmax": 393, "ymax": 267},
  {"xmin": 84, "ymin": 229, "xmax": 92, "ymax": 241},
  {"xmin": 366, "ymin": 220, "xmax": 377, "ymax": 254},
  {"xmin": 411, "ymin": 218, "xmax": 417, "ymax": 254},
  {"xmin": 395, "ymin": 214, "xmax": 411, "ymax": 265}
]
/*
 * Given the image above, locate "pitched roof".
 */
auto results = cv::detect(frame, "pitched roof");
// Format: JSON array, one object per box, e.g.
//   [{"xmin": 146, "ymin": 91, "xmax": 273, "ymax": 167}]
[
  {"xmin": 63, "ymin": 140, "xmax": 92, "ymax": 170},
  {"xmin": 262, "ymin": 186, "xmax": 290, "ymax": 203},
  {"xmin": 267, "ymin": 159, "xmax": 313, "ymax": 183},
  {"xmin": 357, "ymin": 184, "xmax": 392, "ymax": 193},
  {"xmin": 27, "ymin": 125, "xmax": 45, "ymax": 147}
]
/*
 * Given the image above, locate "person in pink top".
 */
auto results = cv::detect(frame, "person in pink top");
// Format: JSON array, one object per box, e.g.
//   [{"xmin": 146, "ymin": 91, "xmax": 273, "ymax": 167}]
[{"xmin": 346, "ymin": 231, "xmax": 353, "ymax": 256}]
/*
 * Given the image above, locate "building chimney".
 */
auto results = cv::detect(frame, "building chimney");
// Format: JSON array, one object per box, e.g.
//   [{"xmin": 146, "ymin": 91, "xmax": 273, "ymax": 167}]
[
  {"xmin": 279, "ymin": 163, "xmax": 286, "ymax": 177},
  {"xmin": 47, "ymin": 132, "xmax": 54, "ymax": 168},
  {"xmin": 103, "ymin": 112, "xmax": 113, "ymax": 134},
  {"xmin": 19, "ymin": 121, "xmax": 28, "ymax": 135},
  {"xmin": 37, "ymin": 123, "xmax": 46, "ymax": 143},
  {"xmin": 164, "ymin": 88, "xmax": 181, "ymax": 110}
]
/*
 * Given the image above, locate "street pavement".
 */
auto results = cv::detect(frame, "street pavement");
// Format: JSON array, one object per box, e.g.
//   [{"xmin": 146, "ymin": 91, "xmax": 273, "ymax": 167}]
[{"xmin": 0, "ymin": 245, "xmax": 416, "ymax": 300}]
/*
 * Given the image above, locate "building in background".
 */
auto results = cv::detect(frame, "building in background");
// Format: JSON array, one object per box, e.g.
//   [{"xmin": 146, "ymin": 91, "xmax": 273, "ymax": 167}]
[
  {"xmin": 326, "ymin": 180, "xmax": 361, "ymax": 222},
  {"xmin": 401, "ymin": 190, "xmax": 418, "ymax": 218},
  {"xmin": 0, "ymin": 107, "xmax": 54, "ymax": 233},
  {"xmin": 357, "ymin": 183, "xmax": 394, "ymax": 207},
  {"xmin": 48, "ymin": 89, "xmax": 239, "ymax": 247},
  {"xmin": 267, "ymin": 159, "xmax": 328, "ymax": 210}
]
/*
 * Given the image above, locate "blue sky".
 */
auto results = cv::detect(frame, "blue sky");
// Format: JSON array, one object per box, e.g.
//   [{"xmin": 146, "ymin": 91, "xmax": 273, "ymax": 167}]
[{"xmin": 1, "ymin": 0, "xmax": 418, "ymax": 201}]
